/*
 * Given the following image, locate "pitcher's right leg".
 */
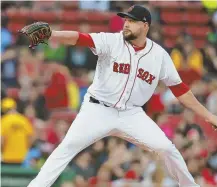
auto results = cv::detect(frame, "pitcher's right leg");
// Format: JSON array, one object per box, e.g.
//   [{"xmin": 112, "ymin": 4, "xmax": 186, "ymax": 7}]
[
  {"xmin": 27, "ymin": 101, "xmax": 118, "ymax": 187},
  {"xmin": 117, "ymin": 110, "xmax": 200, "ymax": 187}
]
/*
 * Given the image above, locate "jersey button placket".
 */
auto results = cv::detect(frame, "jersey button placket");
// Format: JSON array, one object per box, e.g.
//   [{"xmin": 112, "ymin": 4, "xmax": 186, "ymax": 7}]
[{"xmin": 125, "ymin": 56, "xmax": 137, "ymax": 107}]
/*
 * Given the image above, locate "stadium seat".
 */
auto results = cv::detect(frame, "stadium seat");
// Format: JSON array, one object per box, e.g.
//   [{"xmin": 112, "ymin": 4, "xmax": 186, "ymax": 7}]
[
  {"xmin": 180, "ymin": 1, "xmax": 203, "ymax": 9},
  {"xmin": 6, "ymin": 88, "xmax": 20, "ymax": 100},
  {"xmin": 162, "ymin": 26, "xmax": 183, "ymax": 37},
  {"xmin": 60, "ymin": 23, "xmax": 80, "ymax": 31},
  {"xmin": 31, "ymin": 11, "xmax": 60, "ymax": 22},
  {"xmin": 61, "ymin": 11, "xmax": 79, "ymax": 22},
  {"xmin": 8, "ymin": 22, "xmax": 26, "ymax": 33},
  {"xmin": 185, "ymin": 12, "xmax": 210, "ymax": 24},
  {"xmin": 194, "ymin": 39, "xmax": 206, "ymax": 48},
  {"xmin": 61, "ymin": 11, "xmax": 111, "ymax": 23},
  {"xmin": 161, "ymin": 11, "xmax": 183, "ymax": 23},
  {"xmin": 89, "ymin": 25, "xmax": 109, "ymax": 32},
  {"xmin": 149, "ymin": 1, "xmax": 202, "ymax": 9},
  {"xmin": 164, "ymin": 38, "xmax": 177, "ymax": 48},
  {"xmin": 186, "ymin": 26, "xmax": 211, "ymax": 37},
  {"xmin": 5, "ymin": 9, "xmax": 30, "ymax": 21},
  {"xmin": 149, "ymin": 1, "xmax": 180, "ymax": 8},
  {"xmin": 81, "ymin": 12, "xmax": 110, "ymax": 23}
]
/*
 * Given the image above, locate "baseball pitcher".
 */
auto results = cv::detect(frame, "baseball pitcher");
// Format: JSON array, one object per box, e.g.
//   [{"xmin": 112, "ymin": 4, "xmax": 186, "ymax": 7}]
[{"xmin": 19, "ymin": 5, "xmax": 217, "ymax": 187}]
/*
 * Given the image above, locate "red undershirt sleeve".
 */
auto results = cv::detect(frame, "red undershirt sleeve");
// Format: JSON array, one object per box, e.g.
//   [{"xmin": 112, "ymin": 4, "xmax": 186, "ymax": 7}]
[
  {"xmin": 76, "ymin": 32, "xmax": 95, "ymax": 48},
  {"xmin": 169, "ymin": 82, "xmax": 190, "ymax": 97}
]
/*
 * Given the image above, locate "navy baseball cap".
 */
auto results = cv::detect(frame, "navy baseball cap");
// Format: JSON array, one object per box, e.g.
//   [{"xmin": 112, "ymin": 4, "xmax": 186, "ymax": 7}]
[{"xmin": 117, "ymin": 5, "xmax": 151, "ymax": 26}]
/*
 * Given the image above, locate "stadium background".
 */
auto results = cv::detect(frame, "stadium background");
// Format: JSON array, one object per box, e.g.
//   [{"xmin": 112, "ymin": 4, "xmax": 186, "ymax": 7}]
[{"xmin": 1, "ymin": 1, "xmax": 217, "ymax": 187}]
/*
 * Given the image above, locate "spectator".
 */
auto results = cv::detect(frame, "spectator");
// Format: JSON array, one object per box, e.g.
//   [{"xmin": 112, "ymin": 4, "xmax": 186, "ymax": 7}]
[
  {"xmin": 1, "ymin": 16, "xmax": 12, "ymax": 53},
  {"xmin": 47, "ymin": 120, "xmax": 69, "ymax": 147},
  {"xmin": 22, "ymin": 146, "xmax": 42, "ymax": 168},
  {"xmin": 201, "ymin": 167, "xmax": 217, "ymax": 186},
  {"xmin": 206, "ymin": 80, "xmax": 217, "ymax": 115},
  {"xmin": 103, "ymin": 138, "xmax": 132, "ymax": 181},
  {"xmin": 1, "ymin": 46, "xmax": 18, "ymax": 87},
  {"xmin": 36, "ymin": 142, "xmax": 55, "ymax": 168},
  {"xmin": 91, "ymin": 140, "xmax": 108, "ymax": 174},
  {"xmin": 190, "ymin": 80, "xmax": 208, "ymax": 104},
  {"xmin": 141, "ymin": 160, "xmax": 177, "ymax": 187},
  {"xmin": 128, "ymin": 160, "xmax": 143, "ymax": 180},
  {"xmin": 88, "ymin": 166, "xmax": 112, "ymax": 187},
  {"xmin": 42, "ymin": 24, "xmax": 66, "ymax": 63},
  {"xmin": 73, "ymin": 175, "xmax": 88, "ymax": 187},
  {"xmin": 1, "ymin": 83, "xmax": 7, "ymax": 101},
  {"xmin": 23, "ymin": 104, "xmax": 47, "ymax": 129},
  {"xmin": 17, "ymin": 47, "xmax": 35, "ymax": 87},
  {"xmin": 181, "ymin": 36, "xmax": 204, "ymax": 74},
  {"xmin": 32, "ymin": 81, "xmax": 49, "ymax": 120},
  {"xmin": 203, "ymin": 43, "xmax": 217, "ymax": 79},
  {"xmin": 65, "ymin": 22, "xmax": 97, "ymax": 71},
  {"xmin": 151, "ymin": 163, "xmax": 165, "ymax": 187},
  {"xmin": 171, "ymin": 35, "xmax": 203, "ymax": 85},
  {"xmin": 67, "ymin": 77, "xmax": 80, "ymax": 111},
  {"xmin": 44, "ymin": 67, "xmax": 69, "ymax": 109},
  {"xmin": 173, "ymin": 129, "xmax": 187, "ymax": 151},
  {"xmin": 109, "ymin": 4, "xmax": 128, "ymax": 33},
  {"xmin": 179, "ymin": 109, "xmax": 204, "ymax": 139},
  {"xmin": 148, "ymin": 24, "xmax": 164, "ymax": 47},
  {"xmin": 71, "ymin": 150, "xmax": 95, "ymax": 179},
  {"xmin": 207, "ymin": 11, "xmax": 217, "ymax": 45},
  {"xmin": 201, "ymin": 0, "xmax": 217, "ymax": 14},
  {"xmin": 170, "ymin": 32, "xmax": 186, "ymax": 60},
  {"xmin": 52, "ymin": 65, "xmax": 80, "ymax": 111},
  {"xmin": 23, "ymin": 104, "xmax": 36, "ymax": 120},
  {"xmin": 61, "ymin": 181, "xmax": 75, "ymax": 187},
  {"xmin": 17, "ymin": 81, "xmax": 49, "ymax": 120},
  {"xmin": 1, "ymin": 97, "xmax": 34, "ymax": 165},
  {"xmin": 112, "ymin": 169, "xmax": 139, "ymax": 187},
  {"xmin": 146, "ymin": 4, "xmax": 160, "ymax": 24},
  {"xmin": 187, "ymin": 158, "xmax": 201, "ymax": 177},
  {"xmin": 109, "ymin": 14, "xmax": 124, "ymax": 33},
  {"xmin": 30, "ymin": 50, "xmax": 45, "ymax": 82},
  {"xmin": 145, "ymin": 82, "xmax": 166, "ymax": 117}
]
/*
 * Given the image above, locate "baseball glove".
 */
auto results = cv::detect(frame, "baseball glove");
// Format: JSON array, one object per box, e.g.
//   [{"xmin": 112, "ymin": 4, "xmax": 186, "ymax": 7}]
[{"xmin": 18, "ymin": 22, "xmax": 52, "ymax": 49}]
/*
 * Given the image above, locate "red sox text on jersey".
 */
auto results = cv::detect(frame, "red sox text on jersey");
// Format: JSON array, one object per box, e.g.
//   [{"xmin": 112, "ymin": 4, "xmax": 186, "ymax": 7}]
[
  {"xmin": 113, "ymin": 62, "xmax": 156, "ymax": 85},
  {"xmin": 88, "ymin": 32, "xmax": 182, "ymax": 110}
]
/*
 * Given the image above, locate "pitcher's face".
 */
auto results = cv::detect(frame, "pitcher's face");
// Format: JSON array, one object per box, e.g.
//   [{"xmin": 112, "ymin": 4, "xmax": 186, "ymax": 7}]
[{"xmin": 123, "ymin": 17, "xmax": 149, "ymax": 41}]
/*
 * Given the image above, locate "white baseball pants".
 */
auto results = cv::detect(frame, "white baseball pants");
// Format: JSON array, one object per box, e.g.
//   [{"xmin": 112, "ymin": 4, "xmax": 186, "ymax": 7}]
[{"xmin": 27, "ymin": 98, "xmax": 200, "ymax": 187}]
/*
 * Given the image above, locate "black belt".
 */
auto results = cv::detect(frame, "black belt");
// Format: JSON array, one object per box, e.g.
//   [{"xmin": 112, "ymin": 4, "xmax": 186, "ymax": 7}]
[{"xmin": 89, "ymin": 96, "xmax": 110, "ymax": 107}]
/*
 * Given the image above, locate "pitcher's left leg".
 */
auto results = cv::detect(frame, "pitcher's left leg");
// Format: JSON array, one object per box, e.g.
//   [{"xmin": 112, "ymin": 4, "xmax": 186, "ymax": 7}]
[{"xmin": 117, "ymin": 110, "xmax": 200, "ymax": 187}]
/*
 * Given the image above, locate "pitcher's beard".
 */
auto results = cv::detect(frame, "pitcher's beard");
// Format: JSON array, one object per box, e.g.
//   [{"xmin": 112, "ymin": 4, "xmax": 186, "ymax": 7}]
[{"xmin": 123, "ymin": 32, "xmax": 137, "ymax": 41}]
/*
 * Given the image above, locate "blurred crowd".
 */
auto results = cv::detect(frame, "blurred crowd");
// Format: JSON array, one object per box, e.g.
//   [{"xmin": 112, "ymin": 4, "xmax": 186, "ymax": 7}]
[{"xmin": 1, "ymin": 1, "xmax": 217, "ymax": 187}]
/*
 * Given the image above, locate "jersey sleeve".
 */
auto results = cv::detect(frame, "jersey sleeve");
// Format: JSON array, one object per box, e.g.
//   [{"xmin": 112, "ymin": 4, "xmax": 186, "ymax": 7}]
[
  {"xmin": 89, "ymin": 32, "xmax": 116, "ymax": 56},
  {"xmin": 169, "ymin": 82, "xmax": 190, "ymax": 97},
  {"xmin": 76, "ymin": 33, "xmax": 95, "ymax": 48},
  {"xmin": 160, "ymin": 50, "xmax": 182, "ymax": 86}
]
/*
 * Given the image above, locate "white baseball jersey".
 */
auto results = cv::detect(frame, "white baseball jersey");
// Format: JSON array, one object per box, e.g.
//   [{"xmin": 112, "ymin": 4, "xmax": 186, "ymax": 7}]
[
  {"xmin": 87, "ymin": 31, "xmax": 182, "ymax": 110},
  {"xmin": 28, "ymin": 32, "xmax": 199, "ymax": 187}
]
